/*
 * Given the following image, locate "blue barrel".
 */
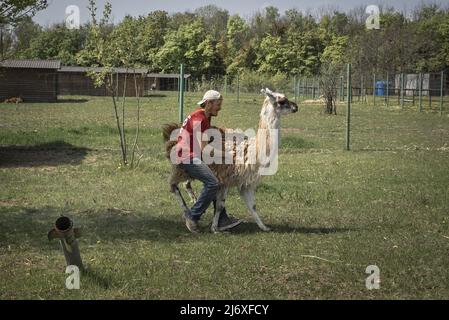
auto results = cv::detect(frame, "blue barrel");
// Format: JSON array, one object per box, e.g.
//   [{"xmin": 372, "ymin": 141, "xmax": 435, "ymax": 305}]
[{"xmin": 376, "ymin": 81, "xmax": 385, "ymax": 96}]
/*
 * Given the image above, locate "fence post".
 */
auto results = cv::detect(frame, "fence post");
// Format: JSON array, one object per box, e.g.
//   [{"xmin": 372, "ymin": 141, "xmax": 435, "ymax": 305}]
[
  {"xmin": 237, "ymin": 71, "xmax": 240, "ymax": 104},
  {"xmin": 340, "ymin": 76, "xmax": 344, "ymax": 101},
  {"xmin": 224, "ymin": 74, "xmax": 227, "ymax": 96},
  {"xmin": 386, "ymin": 72, "xmax": 389, "ymax": 108},
  {"xmin": 294, "ymin": 74, "xmax": 298, "ymax": 103},
  {"xmin": 359, "ymin": 77, "xmax": 361, "ymax": 103},
  {"xmin": 418, "ymin": 72, "xmax": 422, "ymax": 112},
  {"xmin": 312, "ymin": 78, "xmax": 315, "ymax": 99},
  {"xmin": 440, "ymin": 71, "xmax": 444, "ymax": 116},
  {"xmin": 178, "ymin": 63, "xmax": 185, "ymax": 123},
  {"xmin": 373, "ymin": 73, "xmax": 376, "ymax": 107},
  {"xmin": 361, "ymin": 75, "xmax": 364, "ymax": 105},
  {"xmin": 346, "ymin": 64, "xmax": 351, "ymax": 151},
  {"xmin": 400, "ymin": 73, "xmax": 405, "ymax": 110}
]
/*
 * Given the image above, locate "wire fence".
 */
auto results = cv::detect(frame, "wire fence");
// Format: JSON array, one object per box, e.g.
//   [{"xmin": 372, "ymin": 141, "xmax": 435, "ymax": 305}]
[{"xmin": 184, "ymin": 69, "xmax": 447, "ymax": 115}]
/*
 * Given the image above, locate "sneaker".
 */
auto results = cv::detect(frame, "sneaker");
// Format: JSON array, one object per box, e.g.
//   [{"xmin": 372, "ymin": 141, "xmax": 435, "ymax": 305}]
[
  {"xmin": 217, "ymin": 213, "xmax": 243, "ymax": 232},
  {"xmin": 183, "ymin": 212, "xmax": 200, "ymax": 233}
]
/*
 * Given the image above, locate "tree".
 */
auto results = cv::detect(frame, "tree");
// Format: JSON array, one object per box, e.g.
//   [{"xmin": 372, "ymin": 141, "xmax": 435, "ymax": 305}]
[
  {"xmin": 319, "ymin": 62, "xmax": 341, "ymax": 115},
  {"xmin": 194, "ymin": 5, "xmax": 229, "ymax": 40},
  {"xmin": 0, "ymin": 0, "xmax": 48, "ymax": 59},
  {"xmin": 226, "ymin": 15, "xmax": 250, "ymax": 74},
  {"xmin": 155, "ymin": 19, "xmax": 218, "ymax": 77},
  {"xmin": 0, "ymin": 0, "xmax": 48, "ymax": 25},
  {"xmin": 23, "ymin": 23, "xmax": 87, "ymax": 65},
  {"xmin": 10, "ymin": 16, "xmax": 41, "ymax": 56},
  {"xmin": 137, "ymin": 11, "xmax": 169, "ymax": 70},
  {"xmin": 77, "ymin": 0, "xmax": 144, "ymax": 168}
]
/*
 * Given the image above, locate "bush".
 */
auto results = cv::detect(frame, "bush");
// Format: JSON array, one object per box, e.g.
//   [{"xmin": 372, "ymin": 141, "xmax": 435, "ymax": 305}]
[{"xmin": 237, "ymin": 70, "xmax": 293, "ymax": 94}]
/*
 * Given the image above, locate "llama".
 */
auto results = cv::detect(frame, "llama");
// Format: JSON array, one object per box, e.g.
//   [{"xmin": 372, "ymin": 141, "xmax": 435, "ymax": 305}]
[
  {"xmin": 162, "ymin": 88, "xmax": 298, "ymax": 232},
  {"xmin": 4, "ymin": 97, "xmax": 23, "ymax": 104}
]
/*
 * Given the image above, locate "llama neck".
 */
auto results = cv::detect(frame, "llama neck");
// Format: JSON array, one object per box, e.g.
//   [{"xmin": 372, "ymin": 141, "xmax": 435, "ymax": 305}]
[
  {"xmin": 258, "ymin": 100, "xmax": 280, "ymax": 131},
  {"xmin": 255, "ymin": 99, "xmax": 280, "ymax": 166}
]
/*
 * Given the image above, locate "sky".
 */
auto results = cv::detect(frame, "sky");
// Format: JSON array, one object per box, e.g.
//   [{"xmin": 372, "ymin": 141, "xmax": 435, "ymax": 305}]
[{"xmin": 32, "ymin": 0, "xmax": 444, "ymax": 26}]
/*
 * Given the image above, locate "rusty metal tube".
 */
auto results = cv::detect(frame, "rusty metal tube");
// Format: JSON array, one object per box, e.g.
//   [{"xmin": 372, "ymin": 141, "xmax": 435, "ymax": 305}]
[{"xmin": 48, "ymin": 216, "xmax": 84, "ymax": 270}]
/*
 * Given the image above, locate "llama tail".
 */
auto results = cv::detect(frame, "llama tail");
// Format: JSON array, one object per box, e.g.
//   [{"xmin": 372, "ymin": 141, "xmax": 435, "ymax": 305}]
[
  {"xmin": 162, "ymin": 123, "xmax": 181, "ymax": 159},
  {"xmin": 162, "ymin": 123, "xmax": 180, "ymax": 142}
]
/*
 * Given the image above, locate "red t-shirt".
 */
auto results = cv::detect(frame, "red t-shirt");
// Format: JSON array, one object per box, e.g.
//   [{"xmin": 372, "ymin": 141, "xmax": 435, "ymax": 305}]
[{"xmin": 176, "ymin": 108, "xmax": 211, "ymax": 162}]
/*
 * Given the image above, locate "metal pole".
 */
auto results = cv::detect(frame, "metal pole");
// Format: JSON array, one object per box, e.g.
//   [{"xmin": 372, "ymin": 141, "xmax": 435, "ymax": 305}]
[
  {"xmin": 373, "ymin": 73, "xmax": 376, "ymax": 108},
  {"xmin": 386, "ymin": 72, "xmax": 389, "ymax": 108},
  {"xmin": 179, "ymin": 64, "xmax": 185, "ymax": 123},
  {"xmin": 48, "ymin": 216, "xmax": 84, "ymax": 270},
  {"xmin": 340, "ymin": 76, "xmax": 344, "ymax": 101},
  {"xmin": 418, "ymin": 72, "xmax": 422, "ymax": 112},
  {"xmin": 400, "ymin": 73, "xmax": 404, "ymax": 110},
  {"xmin": 346, "ymin": 64, "xmax": 351, "ymax": 151},
  {"xmin": 360, "ymin": 75, "xmax": 365, "ymax": 104},
  {"xmin": 224, "ymin": 74, "xmax": 227, "ymax": 95},
  {"xmin": 440, "ymin": 71, "xmax": 444, "ymax": 116},
  {"xmin": 294, "ymin": 75, "xmax": 298, "ymax": 103},
  {"xmin": 237, "ymin": 71, "xmax": 240, "ymax": 104}
]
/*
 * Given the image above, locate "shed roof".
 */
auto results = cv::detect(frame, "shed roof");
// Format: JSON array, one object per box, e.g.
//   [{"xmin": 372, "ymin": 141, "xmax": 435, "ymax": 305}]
[
  {"xmin": 59, "ymin": 66, "xmax": 190, "ymax": 78},
  {"xmin": 60, "ymin": 66, "xmax": 149, "ymax": 74},
  {"xmin": 0, "ymin": 59, "xmax": 61, "ymax": 69}
]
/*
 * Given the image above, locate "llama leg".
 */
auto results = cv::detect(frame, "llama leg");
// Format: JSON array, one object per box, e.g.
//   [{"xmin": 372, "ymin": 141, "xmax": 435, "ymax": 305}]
[
  {"xmin": 171, "ymin": 184, "xmax": 190, "ymax": 214},
  {"xmin": 184, "ymin": 180, "xmax": 197, "ymax": 203},
  {"xmin": 240, "ymin": 186, "xmax": 271, "ymax": 232},
  {"xmin": 211, "ymin": 187, "xmax": 227, "ymax": 233}
]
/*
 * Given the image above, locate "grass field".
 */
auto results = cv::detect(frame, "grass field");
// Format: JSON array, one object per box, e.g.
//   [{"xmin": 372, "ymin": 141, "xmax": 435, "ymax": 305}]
[{"xmin": 1, "ymin": 92, "xmax": 449, "ymax": 299}]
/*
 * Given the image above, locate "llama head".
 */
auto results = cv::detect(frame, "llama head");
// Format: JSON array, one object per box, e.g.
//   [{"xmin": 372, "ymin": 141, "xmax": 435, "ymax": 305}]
[{"xmin": 261, "ymin": 88, "xmax": 299, "ymax": 116}]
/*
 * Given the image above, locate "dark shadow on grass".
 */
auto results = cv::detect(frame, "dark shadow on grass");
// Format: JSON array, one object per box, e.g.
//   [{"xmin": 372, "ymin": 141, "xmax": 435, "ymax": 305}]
[
  {"xmin": 0, "ymin": 207, "xmax": 190, "ymax": 249},
  {"xmin": 0, "ymin": 141, "xmax": 92, "ymax": 168},
  {"xmin": 83, "ymin": 269, "xmax": 111, "ymax": 289},
  {"xmin": 0, "ymin": 206, "xmax": 352, "ymax": 252},
  {"xmin": 144, "ymin": 94, "xmax": 167, "ymax": 98},
  {"xmin": 281, "ymin": 136, "xmax": 315, "ymax": 150},
  {"xmin": 233, "ymin": 222, "xmax": 354, "ymax": 234},
  {"xmin": 56, "ymin": 98, "xmax": 89, "ymax": 104}
]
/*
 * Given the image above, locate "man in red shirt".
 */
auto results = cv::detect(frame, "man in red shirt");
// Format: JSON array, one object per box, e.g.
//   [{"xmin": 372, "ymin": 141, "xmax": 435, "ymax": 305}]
[{"xmin": 176, "ymin": 90, "xmax": 242, "ymax": 233}]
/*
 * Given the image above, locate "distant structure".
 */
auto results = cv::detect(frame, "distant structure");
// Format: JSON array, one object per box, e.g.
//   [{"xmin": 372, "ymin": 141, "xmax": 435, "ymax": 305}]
[
  {"xmin": 0, "ymin": 59, "xmax": 61, "ymax": 102},
  {"xmin": 0, "ymin": 59, "xmax": 191, "ymax": 102}
]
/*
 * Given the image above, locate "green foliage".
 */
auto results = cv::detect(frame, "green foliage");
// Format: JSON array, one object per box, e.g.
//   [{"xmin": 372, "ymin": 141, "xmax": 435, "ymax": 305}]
[
  {"xmin": 0, "ymin": 0, "xmax": 48, "ymax": 25},
  {"xmin": 3, "ymin": 2, "xmax": 449, "ymax": 77},
  {"xmin": 321, "ymin": 35, "xmax": 348, "ymax": 66},
  {"xmin": 155, "ymin": 19, "xmax": 219, "ymax": 77},
  {"xmin": 22, "ymin": 24, "xmax": 86, "ymax": 65},
  {"xmin": 238, "ymin": 69, "xmax": 291, "ymax": 93},
  {"xmin": 1, "ymin": 93, "xmax": 449, "ymax": 299}
]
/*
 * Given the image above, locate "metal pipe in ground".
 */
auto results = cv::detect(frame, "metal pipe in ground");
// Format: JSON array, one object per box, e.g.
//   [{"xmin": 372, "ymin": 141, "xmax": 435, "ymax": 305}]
[{"xmin": 48, "ymin": 216, "xmax": 84, "ymax": 270}]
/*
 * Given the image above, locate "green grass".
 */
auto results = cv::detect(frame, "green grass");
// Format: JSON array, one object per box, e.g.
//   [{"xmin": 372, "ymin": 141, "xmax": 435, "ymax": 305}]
[{"xmin": 1, "ymin": 92, "xmax": 449, "ymax": 299}]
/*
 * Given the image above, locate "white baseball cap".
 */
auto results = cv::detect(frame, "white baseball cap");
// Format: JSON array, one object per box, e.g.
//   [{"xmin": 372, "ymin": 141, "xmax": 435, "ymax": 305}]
[{"xmin": 197, "ymin": 90, "xmax": 222, "ymax": 105}]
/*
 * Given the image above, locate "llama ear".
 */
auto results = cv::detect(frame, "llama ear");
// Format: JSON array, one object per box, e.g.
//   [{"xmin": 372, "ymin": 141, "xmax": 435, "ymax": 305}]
[{"xmin": 261, "ymin": 88, "xmax": 275, "ymax": 100}]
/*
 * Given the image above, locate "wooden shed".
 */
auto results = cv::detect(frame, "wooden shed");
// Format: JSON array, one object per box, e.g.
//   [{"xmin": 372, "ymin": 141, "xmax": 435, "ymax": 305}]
[
  {"xmin": 58, "ymin": 66, "xmax": 148, "ymax": 97},
  {"xmin": 0, "ymin": 59, "xmax": 61, "ymax": 102},
  {"xmin": 58, "ymin": 66, "xmax": 191, "ymax": 96}
]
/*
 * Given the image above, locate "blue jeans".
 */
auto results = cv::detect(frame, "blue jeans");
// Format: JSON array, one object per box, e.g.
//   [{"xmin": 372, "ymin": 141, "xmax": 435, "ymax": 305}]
[{"xmin": 178, "ymin": 158, "xmax": 219, "ymax": 221}]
